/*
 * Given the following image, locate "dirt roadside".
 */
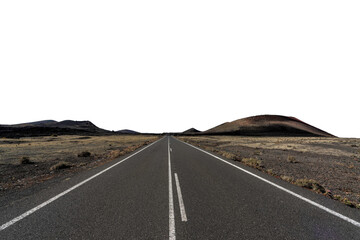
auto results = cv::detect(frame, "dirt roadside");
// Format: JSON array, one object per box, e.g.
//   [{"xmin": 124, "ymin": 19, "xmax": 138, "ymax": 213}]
[
  {"xmin": 0, "ymin": 135, "xmax": 160, "ymax": 195},
  {"xmin": 177, "ymin": 136, "xmax": 360, "ymax": 209}
]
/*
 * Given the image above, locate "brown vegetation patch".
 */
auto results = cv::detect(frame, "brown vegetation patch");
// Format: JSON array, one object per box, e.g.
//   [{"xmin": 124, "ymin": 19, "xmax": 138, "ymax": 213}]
[
  {"xmin": 78, "ymin": 151, "xmax": 91, "ymax": 157},
  {"xmin": 241, "ymin": 158, "xmax": 264, "ymax": 169}
]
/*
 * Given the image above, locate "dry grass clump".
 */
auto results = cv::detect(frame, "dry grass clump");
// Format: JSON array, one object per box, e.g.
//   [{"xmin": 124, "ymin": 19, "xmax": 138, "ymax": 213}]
[
  {"xmin": 280, "ymin": 175, "xmax": 294, "ymax": 182},
  {"xmin": 342, "ymin": 198, "xmax": 359, "ymax": 208},
  {"xmin": 105, "ymin": 143, "xmax": 148, "ymax": 161},
  {"xmin": 107, "ymin": 150, "xmax": 122, "ymax": 159},
  {"xmin": 50, "ymin": 161, "xmax": 72, "ymax": 171},
  {"xmin": 253, "ymin": 150, "xmax": 262, "ymax": 156},
  {"xmin": 294, "ymin": 179, "xmax": 326, "ymax": 193},
  {"xmin": 241, "ymin": 158, "xmax": 264, "ymax": 169},
  {"xmin": 333, "ymin": 195, "xmax": 360, "ymax": 208},
  {"xmin": 220, "ymin": 151, "xmax": 237, "ymax": 160},
  {"xmin": 287, "ymin": 155, "xmax": 298, "ymax": 163}
]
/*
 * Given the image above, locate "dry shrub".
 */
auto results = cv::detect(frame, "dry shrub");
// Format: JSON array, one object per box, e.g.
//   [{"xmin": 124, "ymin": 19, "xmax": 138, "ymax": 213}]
[
  {"xmin": 242, "ymin": 158, "xmax": 264, "ymax": 169},
  {"xmin": 106, "ymin": 144, "xmax": 144, "ymax": 161},
  {"xmin": 342, "ymin": 198, "xmax": 358, "ymax": 208},
  {"xmin": 220, "ymin": 151, "xmax": 237, "ymax": 160},
  {"xmin": 78, "ymin": 151, "xmax": 91, "ymax": 157},
  {"xmin": 253, "ymin": 150, "xmax": 262, "ymax": 156},
  {"xmin": 287, "ymin": 155, "xmax": 298, "ymax": 163},
  {"xmin": 281, "ymin": 175, "xmax": 294, "ymax": 182},
  {"xmin": 50, "ymin": 161, "xmax": 72, "ymax": 171},
  {"xmin": 108, "ymin": 150, "xmax": 122, "ymax": 159},
  {"xmin": 294, "ymin": 179, "xmax": 326, "ymax": 193},
  {"xmin": 333, "ymin": 195, "xmax": 360, "ymax": 208},
  {"xmin": 19, "ymin": 156, "xmax": 33, "ymax": 164}
]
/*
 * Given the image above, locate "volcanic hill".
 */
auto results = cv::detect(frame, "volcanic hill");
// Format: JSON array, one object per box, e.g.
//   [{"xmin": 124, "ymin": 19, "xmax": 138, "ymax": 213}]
[
  {"xmin": 202, "ymin": 115, "xmax": 334, "ymax": 137},
  {"xmin": 182, "ymin": 128, "xmax": 201, "ymax": 135}
]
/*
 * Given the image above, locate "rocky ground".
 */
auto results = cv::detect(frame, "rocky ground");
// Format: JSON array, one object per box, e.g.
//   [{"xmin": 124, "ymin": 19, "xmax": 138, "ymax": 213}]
[
  {"xmin": 0, "ymin": 135, "xmax": 159, "ymax": 195},
  {"xmin": 177, "ymin": 136, "xmax": 360, "ymax": 209}
]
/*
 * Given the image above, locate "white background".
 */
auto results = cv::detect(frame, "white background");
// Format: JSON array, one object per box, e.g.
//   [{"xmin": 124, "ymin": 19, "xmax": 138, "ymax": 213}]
[{"xmin": 1, "ymin": 1, "xmax": 359, "ymax": 137}]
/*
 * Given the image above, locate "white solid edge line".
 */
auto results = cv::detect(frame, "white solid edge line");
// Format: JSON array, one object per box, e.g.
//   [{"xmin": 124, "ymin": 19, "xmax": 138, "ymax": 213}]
[
  {"xmin": 168, "ymin": 138, "xmax": 176, "ymax": 240},
  {"xmin": 174, "ymin": 173, "xmax": 188, "ymax": 222},
  {"xmin": 179, "ymin": 139, "xmax": 360, "ymax": 228},
  {"xmin": 0, "ymin": 137, "xmax": 164, "ymax": 232}
]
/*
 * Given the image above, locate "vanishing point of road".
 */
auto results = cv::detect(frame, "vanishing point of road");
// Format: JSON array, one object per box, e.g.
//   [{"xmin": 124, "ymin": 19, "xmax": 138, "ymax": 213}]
[{"xmin": 0, "ymin": 136, "xmax": 359, "ymax": 239}]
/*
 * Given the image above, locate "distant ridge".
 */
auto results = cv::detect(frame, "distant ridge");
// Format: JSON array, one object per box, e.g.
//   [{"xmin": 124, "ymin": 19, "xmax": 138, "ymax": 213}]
[
  {"xmin": 0, "ymin": 115, "xmax": 335, "ymax": 138},
  {"xmin": 12, "ymin": 120, "xmax": 57, "ymax": 126},
  {"xmin": 0, "ymin": 120, "xmax": 110, "ymax": 138},
  {"xmin": 202, "ymin": 115, "xmax": 335, "ymax": 137},
  {"xmin": 116, "ymin": 129, "xmax": 140, "ymax": 135}
]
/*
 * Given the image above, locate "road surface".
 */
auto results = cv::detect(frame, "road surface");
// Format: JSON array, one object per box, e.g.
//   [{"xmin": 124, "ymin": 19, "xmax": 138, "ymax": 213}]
[{"xmin": 0, "ymin": 136, "xmax": 359, "ymax": 239}]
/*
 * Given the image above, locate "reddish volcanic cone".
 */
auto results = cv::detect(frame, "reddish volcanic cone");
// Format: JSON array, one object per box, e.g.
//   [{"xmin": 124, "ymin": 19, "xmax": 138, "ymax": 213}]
[{"xmin": 203, "ymin": 115, "xmax": 335, "ymax": 137}]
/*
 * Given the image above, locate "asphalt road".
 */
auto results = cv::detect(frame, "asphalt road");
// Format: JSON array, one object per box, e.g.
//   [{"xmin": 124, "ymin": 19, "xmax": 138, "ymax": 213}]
[{"xmin": 0, "ymin": 136, "xmax": 360, "ymax": 239}]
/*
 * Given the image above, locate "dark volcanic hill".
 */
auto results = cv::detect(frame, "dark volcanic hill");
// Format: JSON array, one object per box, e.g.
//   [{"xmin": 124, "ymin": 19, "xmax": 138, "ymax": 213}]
[
  {"xmin": 0, "ymin": 120, "xmax": 111, "ymax": 138},
  {"xmin": 203, "ymin": 115, "xmax": 335, "ymax": 137},
  {"xmin": 182, "ymin": 128, "xmax": 201, "ymax": 135}
]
